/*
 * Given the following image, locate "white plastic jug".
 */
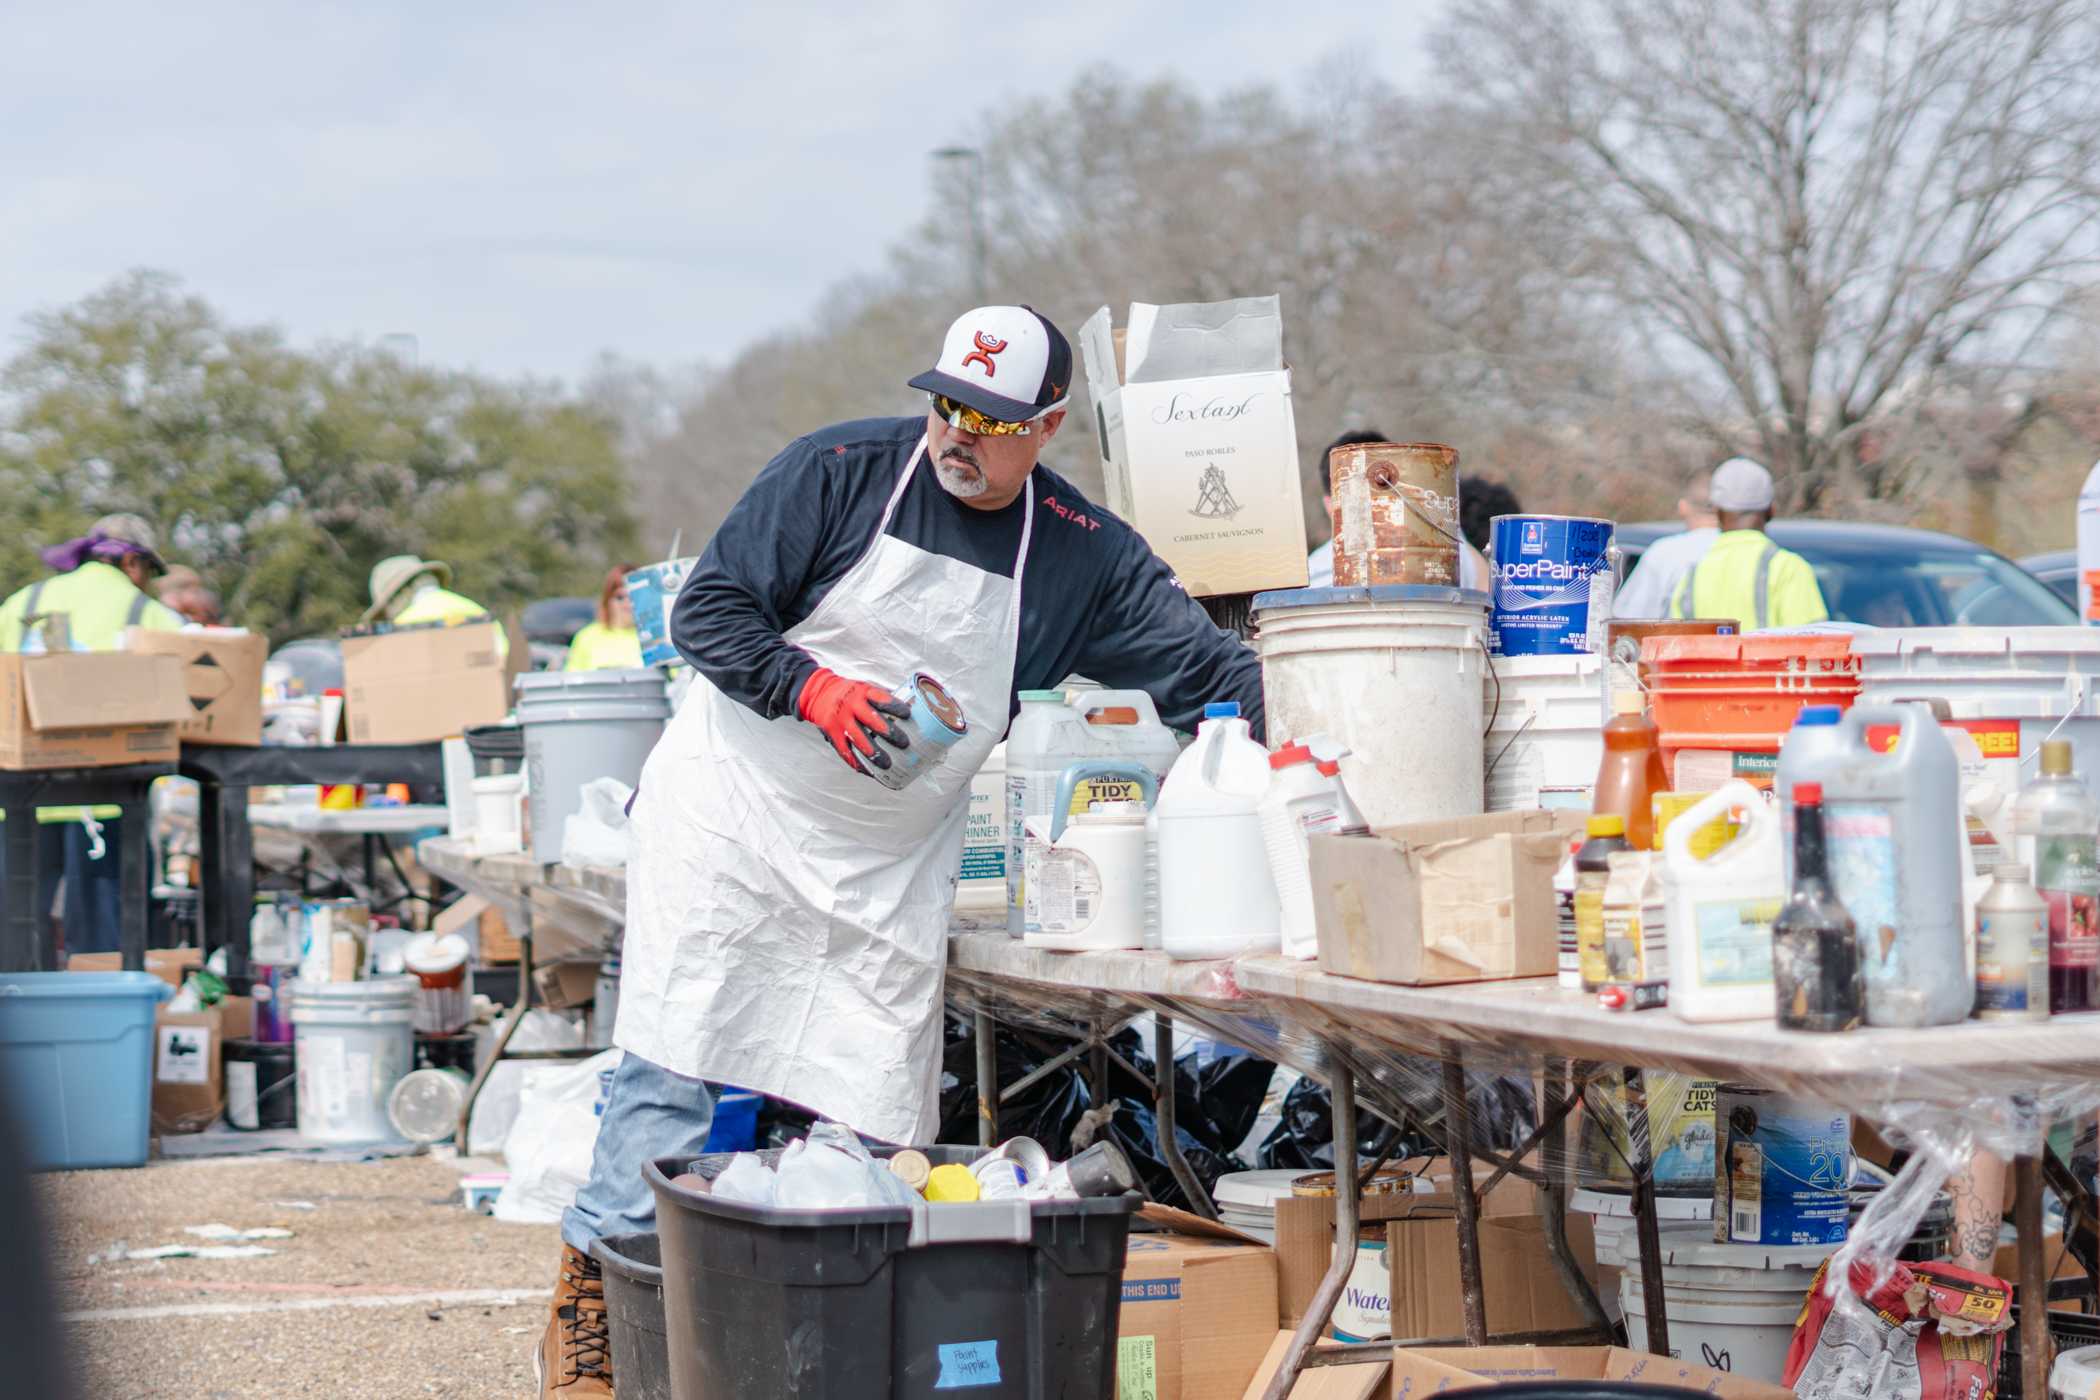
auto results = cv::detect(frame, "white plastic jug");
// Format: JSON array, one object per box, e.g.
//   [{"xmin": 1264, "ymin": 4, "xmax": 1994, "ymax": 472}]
[
  {"xmin": 1156, "ymin": 703, "xmax": 1281, "ymax": 959},
  {"xmin": 1663, "ymin": 781, "xmax": 1783, "ymax": 1022},
  {"xmin": 1815, "ymin": 704, "xmax": 1973, "ymax": 1027},
  {"xmin": 1023, "ymin": 761, "xmax": 1158, "ymax": 951},
  {"xmin": 1261, "ymin": 743, "xmax": 1367, "ymax": 960},
  {"xmin": 1006, "ymin": 688, "xmax": 1181, "ymax": 936}
]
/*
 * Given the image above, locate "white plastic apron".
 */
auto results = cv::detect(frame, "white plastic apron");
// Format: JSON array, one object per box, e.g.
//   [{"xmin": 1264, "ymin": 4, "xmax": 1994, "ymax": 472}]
[{"xmin": 617, "ymin": 437, "xmax": 1030, "ymax": 1143}]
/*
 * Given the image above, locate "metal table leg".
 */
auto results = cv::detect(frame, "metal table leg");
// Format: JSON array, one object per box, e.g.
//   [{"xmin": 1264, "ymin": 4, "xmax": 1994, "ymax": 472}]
[
  {"xmin": 1539, "ymin": 1057, "xmax": 1610, "ymax": 1331},
  {"xmin": 1623, "ymin": 1066, "xmax": 1672, "ymax": 1359},
  {"xmin": 1441, "ymin": 1046, "xmax": 1489, "ymax": 1346},
  {"xmin": 2016, "ymin": 1152, "xmax": 2049, "ymax": 1400},
  {"xmin": 2, "ymin": 801, "xmax": 39, "ymax": 970},
  {"xmin": 1153, "ymin": 1016, "xmax": 1216, "ymax": 1217},
  {"xmin": 118, "ymin": 806, "xmax": 150, "ymax": 972},
  {"xmin": 974, "ymin": 1010, "xmax": 999, "ymax": 1147},
  {"xmin": 1263, "ymin": 1046, "xmax": 1358, "ymax": 1400}
]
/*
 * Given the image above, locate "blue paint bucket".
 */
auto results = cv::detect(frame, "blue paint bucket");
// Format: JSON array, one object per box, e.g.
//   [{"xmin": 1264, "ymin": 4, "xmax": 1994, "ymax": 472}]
[
  {"xmin": 1715, "ymin": 1084, "xmax": 1852, "ymax": 1246},
  {"xmin": 868, "ymin": 671, "xmax": 968, "ymax": 790},
  {"xmin": 1489, "ymin": 514, "xmax": 1617, "ymax": 657}
]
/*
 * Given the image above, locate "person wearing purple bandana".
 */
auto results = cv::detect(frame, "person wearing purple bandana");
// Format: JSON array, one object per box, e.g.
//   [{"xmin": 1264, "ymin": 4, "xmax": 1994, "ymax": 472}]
[{"xmin": 0, "ymin": 513, "xmax": 184, "ymax": 955}]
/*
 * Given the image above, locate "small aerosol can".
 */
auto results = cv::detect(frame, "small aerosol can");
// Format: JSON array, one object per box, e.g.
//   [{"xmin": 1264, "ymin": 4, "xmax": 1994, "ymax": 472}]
[
  {"xmin": 867, "ymin": 672, "xmax": 968, "ymax": 791},
  {"xmin": 1975, "ymin": 862, "xmax": 2049, "ymax": 1021}
]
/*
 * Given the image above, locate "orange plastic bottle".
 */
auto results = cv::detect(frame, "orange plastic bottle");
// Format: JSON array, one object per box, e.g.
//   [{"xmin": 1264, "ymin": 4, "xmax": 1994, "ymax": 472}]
[{"xmin": 1592, "ymin": 693, "xmax": 1671, "ymax": 850}]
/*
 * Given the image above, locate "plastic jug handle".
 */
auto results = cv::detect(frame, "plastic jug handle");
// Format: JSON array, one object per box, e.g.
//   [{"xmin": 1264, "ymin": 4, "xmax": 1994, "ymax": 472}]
[
  {"xmin": 1071, "ymin": 689, "xmax": 1162, "ymax": 725},
  {"xmin": 1662, "ymin": 779, "xmax": 1762, "ymax": 866},
  {"xmin": 1049, "ymin": 761, "xmax": 1160, "ymax": 843},
  {"xmin": 1835, "ymin": 702, "xmax": 1925, "ymax": 750}
]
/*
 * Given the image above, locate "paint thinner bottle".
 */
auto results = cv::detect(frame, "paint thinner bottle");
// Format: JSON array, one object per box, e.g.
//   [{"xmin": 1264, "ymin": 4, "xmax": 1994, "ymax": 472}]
[
  {"xmin": 1975, "ymin": 862, "xmax": 2048, "ymax": 1022},
  {"xmin": 1772, "ymin": 781, "xmax": 1864, "ymax": 1032},
  {"xmin": 2014, "ymin": 738, "xmax": 2100, "ymax": 1013}
]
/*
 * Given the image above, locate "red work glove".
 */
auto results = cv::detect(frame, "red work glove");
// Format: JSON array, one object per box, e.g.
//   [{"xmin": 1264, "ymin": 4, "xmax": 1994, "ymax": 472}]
[{"xmin": 796, "ymin": 667, "xmax": 912, "ymax": 775}]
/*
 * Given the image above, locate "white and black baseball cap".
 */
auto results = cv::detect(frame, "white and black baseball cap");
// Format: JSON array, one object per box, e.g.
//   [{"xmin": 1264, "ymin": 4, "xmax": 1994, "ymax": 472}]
[{"xmin": 909, "ymin": 305, "xmax": 1073, "ymax": 424}]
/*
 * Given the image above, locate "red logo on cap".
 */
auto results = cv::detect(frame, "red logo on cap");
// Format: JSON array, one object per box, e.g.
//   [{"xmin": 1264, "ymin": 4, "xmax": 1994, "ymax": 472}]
[{"xmin": 960, "ymin": 330, "xmax": 1007, "ymax": 378}]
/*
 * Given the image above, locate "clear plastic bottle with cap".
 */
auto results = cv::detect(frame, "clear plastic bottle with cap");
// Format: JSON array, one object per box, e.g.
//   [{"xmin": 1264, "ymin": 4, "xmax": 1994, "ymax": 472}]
[
  {"xmin": 1974, "ymin": 862, "xmax": 2048, "ymax": 1022},
  {"xmin": 1155, "ymin": 701, "xmax": 1281, "ymax": 959},
  {"xmin": 2014, "ymin": 738, "xmax": 2100, "ymax": 1013},
  {"xmin": 1592, "ymin": 693, "xmax": 1670, "ymax": 850}
]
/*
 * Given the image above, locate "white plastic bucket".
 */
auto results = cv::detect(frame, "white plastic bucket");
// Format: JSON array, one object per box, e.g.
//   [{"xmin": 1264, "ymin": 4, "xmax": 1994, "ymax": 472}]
[
  {"xmin": 1254, "ymin": 586, "xmax": 1489, "ymax": 830},
  {"xmin": 291, "ymin": 976, "xmax": 416, "ymax": 1145},
  {"xmin": 516, "ymin": 669, "xmax": 670, "ymax": 864},
  {"xmin": 1853, "ymin": 626, "xmax": 2100, "ymax": 786},
  {"xmin": 1485, "ymin": 652, "xmax": 1605, "ymax": 812},
  {"xmin": 1613, "ymin": 1224, "xmax": 1834, "ymax": 1381},
  {"xmin": 1568, "ymin": 1188, "xmax": 1712, "ymax": 1323},
  {"xmin": 2053, "ymin": 1343, "xmax": 2100, "ymax": 1399},
  {"xmin": 472, "ymin": 773, "xmax": 524, "ymax": 855}
]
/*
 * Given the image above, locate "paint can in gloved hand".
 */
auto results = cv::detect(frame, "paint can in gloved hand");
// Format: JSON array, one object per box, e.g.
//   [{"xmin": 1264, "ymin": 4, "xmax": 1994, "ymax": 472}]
[{"xmin": 867, "ymin": 672, "xmax": 968, "ymax": 790}]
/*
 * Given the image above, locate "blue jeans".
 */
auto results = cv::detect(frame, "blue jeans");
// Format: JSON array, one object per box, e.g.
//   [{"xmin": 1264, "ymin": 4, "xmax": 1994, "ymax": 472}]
[{"xmin": 560, "ymin": 1051, "xmax": 715, "ymax": 1253}]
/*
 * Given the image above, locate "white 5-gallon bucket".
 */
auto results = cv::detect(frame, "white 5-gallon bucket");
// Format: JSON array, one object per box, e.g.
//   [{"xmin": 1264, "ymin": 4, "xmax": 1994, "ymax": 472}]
[
  {"xmin": 1253, "ymin": 585, "xmax": 1488, "ymax": 829},
  {"xmin": 291, "ymin": 976, "xmax": 416, "ymax": 1144},
  {"xmin": 1568, "ymin": 1189, "xmax": 1713, "ymax": 1323},
  {"xmin": 515, "ymin": 669, "xmax": 670, "ymax": 864},
  {"xmin": 2053, "ymin": 1344, "xmax": 2100, "ymax": 1399},
  {"xmin": 1613, "ymin": 1223, "xmax": 1834, "ymax": 1382},
  {"xmin": 1853, "ymin": 627, "xmax": 2100, "ymax": 792},
  {"xmin": 1485, "ymin": 652, "xmax": 1605, "ymax": 812}
]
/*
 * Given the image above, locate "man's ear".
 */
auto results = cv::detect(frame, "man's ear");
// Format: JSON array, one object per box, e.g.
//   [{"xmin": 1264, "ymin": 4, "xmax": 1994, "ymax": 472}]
[{"xmin": 1037, "ymin": 409, "xmax": 1067, "ymax": 444}]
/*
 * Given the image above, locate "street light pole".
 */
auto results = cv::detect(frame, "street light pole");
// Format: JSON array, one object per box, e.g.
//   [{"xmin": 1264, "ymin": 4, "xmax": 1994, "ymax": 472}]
[{"xmin": 931, "ymin": 145, "xmax": 987, "ymax": 305}]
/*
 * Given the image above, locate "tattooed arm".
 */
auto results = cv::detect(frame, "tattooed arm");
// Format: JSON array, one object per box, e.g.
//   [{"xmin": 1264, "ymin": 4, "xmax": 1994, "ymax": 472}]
[{"xmin": 1945, "ymin": 1150, "xmax": 2007, "ymax": 1274}]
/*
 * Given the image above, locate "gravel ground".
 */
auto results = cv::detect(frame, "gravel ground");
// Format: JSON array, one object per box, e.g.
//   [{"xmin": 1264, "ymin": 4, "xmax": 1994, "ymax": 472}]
[{"xmin": 44, "ymin": 1153, "xmax": 559, "ymax": 1399}]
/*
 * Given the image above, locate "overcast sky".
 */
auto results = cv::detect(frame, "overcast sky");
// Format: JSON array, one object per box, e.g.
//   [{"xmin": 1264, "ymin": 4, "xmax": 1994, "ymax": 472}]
[{"xmin": 1, "ymin": 3, "xmax": 1443, "ymax": 383}]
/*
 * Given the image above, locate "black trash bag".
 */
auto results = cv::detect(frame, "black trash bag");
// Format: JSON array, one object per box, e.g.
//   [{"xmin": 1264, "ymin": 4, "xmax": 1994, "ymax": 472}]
[
  {"xmin": 1257, "ymin": 1067, "xmax": 1537, "ymax": 1170},
  {"xmin": 935, "ymin": 1020, "xmax": 1091, "ymax": 1153},
  {"xmin": 1179, "ymin": 1050, "xmax": 1277, "ymax": 1162},
  {"xmin": 1100, "ymin": 1099, "xmax": 1248, "ymax": 1211}
]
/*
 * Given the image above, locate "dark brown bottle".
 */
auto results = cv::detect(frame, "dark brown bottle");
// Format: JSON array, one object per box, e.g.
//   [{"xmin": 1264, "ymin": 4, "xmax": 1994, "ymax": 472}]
[{"xmin": 1772, "ymin": 782, "xmax": 1864, "ymax": 1031}]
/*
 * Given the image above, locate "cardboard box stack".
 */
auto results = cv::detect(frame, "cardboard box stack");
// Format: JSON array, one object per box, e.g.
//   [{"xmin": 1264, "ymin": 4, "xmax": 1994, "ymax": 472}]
[
  {"xmin": 124, "ymin": 626, "xmax": 269, "ymax": 746},
  {"xmin": 1117, "ymin": 1206, "xmax": 1279, "ymax": 1400},
  {"xmin": 1078, "ymin": 298, "xmax": 1309, "ymax": 597},
  {"xmin": 0, "ymin": 651, "xmax": 189, "ymax": 769},
  {"xmin": 341, "ymin": 620, "xmax": 511, "ymax": 744}
]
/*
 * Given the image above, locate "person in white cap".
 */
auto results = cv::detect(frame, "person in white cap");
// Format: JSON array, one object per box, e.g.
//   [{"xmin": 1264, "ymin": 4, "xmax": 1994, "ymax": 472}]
[
  {"xmin": 1669, "ymin": 457, "xmax": 1828, "ymax": 630},
  {"xmin": 531, "ymin": 305, "xmax": 1264, "ymax": 1398},
  {"xmin": 1613, "ymin": 472, "xmax": 1720, "ymax": 619}
]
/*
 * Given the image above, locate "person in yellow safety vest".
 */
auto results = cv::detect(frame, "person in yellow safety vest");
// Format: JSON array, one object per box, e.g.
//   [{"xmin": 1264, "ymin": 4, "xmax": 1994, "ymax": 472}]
[
  {"xmin": 565, "ymin": 564, "xmax": 643, "ymax": 671},
  {"xmin": 362, "ymin": 555, "xmax": 508, "ymax": 658},
  {"xmin": 1669, "ymin": 457, "xmax": 1830, "ymax": 631},
  {"xmin": 0, "ymin": 513, "xmax": 185, "ymax": 956}
]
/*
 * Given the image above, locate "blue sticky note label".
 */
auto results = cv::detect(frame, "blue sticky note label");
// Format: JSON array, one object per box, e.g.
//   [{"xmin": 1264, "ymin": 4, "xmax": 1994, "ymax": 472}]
[{"xmin": 935, "ymin": 1340, "xmax": 1000, "ymax": 1390}]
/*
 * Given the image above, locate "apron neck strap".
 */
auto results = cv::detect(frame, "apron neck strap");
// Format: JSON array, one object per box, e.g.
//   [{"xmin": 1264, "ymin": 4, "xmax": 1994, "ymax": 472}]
[{"xmin": 889, "ymin": 435, "xmax": 1035, "ymax": 637}]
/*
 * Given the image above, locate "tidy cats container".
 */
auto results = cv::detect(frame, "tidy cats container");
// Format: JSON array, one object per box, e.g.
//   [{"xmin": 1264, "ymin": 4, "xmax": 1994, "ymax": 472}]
[
  {"xmin": 290, "ymin": 975, "xmax": 417, "ymax": 1144},
  {"xmin": 515, "ymin": 668, "xmax": 670, "ymax": 864},
  {"xmin": 1643, "ymin": 633, "xmax": 1862, "ymax": 789},
  {"xmin": 1253, "ymin": 585, "xmax": 1489, "ymax": 831}
]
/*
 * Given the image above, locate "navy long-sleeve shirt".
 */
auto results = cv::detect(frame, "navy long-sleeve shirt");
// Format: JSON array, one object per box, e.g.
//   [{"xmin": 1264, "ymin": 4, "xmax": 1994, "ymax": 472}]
[{"xmin": 672, "ymin": 416, "xmax": 1265, "ymax": 739}]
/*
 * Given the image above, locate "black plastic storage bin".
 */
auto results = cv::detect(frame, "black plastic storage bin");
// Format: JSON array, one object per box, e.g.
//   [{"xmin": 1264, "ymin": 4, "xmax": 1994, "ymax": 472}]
[
  {"xmin": 592, "ymin": 1233, "xmax": 671, "ymax": 1400},
  {"xmin": 646, "ymin": 1145, "xmax": 1138, "ymax": 1399}
]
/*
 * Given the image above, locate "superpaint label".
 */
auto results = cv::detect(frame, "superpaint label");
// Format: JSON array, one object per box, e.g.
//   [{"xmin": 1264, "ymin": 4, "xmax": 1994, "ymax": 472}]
[{"xmin": 1489, "ymin": 515, "xmax": 1615, "ymax": 658}]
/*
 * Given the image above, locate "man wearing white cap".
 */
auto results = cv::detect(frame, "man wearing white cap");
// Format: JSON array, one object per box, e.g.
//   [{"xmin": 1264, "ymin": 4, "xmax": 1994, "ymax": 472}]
[
  {"xmin": 1669, "ymin": 457, "xmax": 1828, "ymax": 630},
  {"xmin": 531, "ymin": 306, "xmax": 1263, "ymax": 1397}
]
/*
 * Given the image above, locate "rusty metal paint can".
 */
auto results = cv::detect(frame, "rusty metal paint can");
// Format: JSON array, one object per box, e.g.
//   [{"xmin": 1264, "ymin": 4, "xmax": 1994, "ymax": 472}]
[{"xmin": 1328, "ymin": 441, "xmax": 1460, "ymax": 587}]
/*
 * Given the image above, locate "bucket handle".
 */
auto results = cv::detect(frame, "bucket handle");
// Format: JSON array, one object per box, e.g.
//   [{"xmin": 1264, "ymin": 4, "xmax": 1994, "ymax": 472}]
[
  {"xmin": 1049, "ymin": 761, "xmax": 1159, "ymax": 843},
  {"xmin": 906, "ymin": 1199, "xmax": 1033, "ymax": 1247}
]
